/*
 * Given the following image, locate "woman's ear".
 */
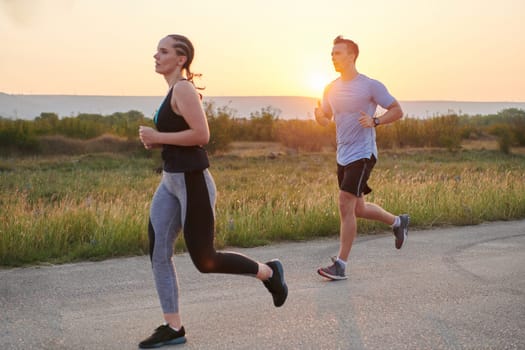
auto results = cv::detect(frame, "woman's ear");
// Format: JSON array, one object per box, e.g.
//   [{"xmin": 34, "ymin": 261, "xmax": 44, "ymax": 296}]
[{"xmin": 178, "ymin": 56, "xmax": 188, "ymax": 68}]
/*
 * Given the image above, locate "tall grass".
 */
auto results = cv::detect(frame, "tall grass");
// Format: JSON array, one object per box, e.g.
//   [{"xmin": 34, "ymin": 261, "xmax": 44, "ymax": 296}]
[
  {"xmin": 0, "ymin": 154, "xmax": 158, "ymax": 265},
  {"xmin": 1, "ymin": 148, "xmax": 525, "ymax": 267}
]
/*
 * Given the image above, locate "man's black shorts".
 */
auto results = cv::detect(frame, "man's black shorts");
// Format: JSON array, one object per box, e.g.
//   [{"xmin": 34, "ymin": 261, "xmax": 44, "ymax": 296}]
[{"xmin": 337, "ymin": 155, "xmax": 377, "ymax": 196}]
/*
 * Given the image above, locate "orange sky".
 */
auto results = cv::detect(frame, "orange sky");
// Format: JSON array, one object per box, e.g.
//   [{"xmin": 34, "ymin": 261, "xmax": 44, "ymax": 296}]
[{"xmin": 1, "ymin": 0, "xmax": 524, "ymax": 101}]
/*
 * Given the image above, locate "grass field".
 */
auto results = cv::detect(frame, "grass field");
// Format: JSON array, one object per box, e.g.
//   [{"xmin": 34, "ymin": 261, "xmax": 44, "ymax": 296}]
[{"xmin": 1, "ymin": 142, "xmax": 525, "ymax": 267}]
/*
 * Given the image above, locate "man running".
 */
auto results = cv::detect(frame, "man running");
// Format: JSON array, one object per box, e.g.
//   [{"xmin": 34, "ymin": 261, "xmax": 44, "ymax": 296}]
[{"xmin": 315, "ymin": 35, "xmax": 409, "ymax": 281}]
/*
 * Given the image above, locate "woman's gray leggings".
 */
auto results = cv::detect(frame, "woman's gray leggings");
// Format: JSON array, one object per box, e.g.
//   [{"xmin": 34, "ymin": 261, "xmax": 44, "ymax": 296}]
[{"xmin": 148, "ymin": 170, "xmax": 259, "ymax": 313}]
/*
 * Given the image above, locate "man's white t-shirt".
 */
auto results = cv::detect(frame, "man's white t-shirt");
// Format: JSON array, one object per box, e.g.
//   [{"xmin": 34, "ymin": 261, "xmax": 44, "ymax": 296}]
[{"xmin": 322, "ymin": 73, "xmax": 395, "ymax": 166}]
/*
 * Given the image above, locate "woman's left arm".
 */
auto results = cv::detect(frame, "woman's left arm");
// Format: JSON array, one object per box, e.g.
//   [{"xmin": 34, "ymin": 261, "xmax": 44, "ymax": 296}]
[{"xmin": 139, "ymin": 81, "xmax": 210, "ymax": 147}]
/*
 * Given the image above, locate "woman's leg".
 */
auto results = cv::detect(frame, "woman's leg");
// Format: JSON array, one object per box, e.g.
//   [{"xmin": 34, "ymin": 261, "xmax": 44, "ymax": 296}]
[
  {"xmin": 154, "ymin": 170, "xmax": 285, "ymax": 309},
  {"xmin": 181, "ymin": 170, "xmax": 263, "ymax": 276},
  {"xmin": 149, "ymin": 175, "xmax": 183, "ymax": 328}
]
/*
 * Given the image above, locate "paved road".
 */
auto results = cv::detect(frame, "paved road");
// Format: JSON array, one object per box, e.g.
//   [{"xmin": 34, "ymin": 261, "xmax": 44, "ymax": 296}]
[{"xmin": 1, "ymin": 221, "xmax": 525, "ymax": 350}]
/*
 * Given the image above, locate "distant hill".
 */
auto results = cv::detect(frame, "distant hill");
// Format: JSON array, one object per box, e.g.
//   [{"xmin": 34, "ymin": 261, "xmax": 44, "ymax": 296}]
[
  {"xmin": 1, "ymin": 92, "xmax": 524, "ymax": 120},
  {"xmin": 0, "ymin": 93, "xmax": 317, "ymax": 120},
  {"xmin": 0, "ymin": 93, "xmax": 164, "ymax": 120}
]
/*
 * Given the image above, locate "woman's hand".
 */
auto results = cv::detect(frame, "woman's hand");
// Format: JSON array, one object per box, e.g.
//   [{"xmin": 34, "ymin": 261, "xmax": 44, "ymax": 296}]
[{"xmin": 139, "ymin": 126, "xmax": 159, "ymax": 149}]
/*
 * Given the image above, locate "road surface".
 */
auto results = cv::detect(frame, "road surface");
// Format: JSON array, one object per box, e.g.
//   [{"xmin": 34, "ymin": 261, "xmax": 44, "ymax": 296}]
[{"xmin": 1, "ymin": 220, "xmax": 524, "ymax": 349}]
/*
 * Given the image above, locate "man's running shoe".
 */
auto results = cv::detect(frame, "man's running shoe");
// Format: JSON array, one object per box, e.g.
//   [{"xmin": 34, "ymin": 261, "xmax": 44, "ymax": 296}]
[
  {"xmin": 263, "ymin": 259, "xmax": 288, "ymax": 307},
  {"xmin": 139, "ymin": 324, "xmax": 187, "ymax": 348},
  {"xmin": 317, "ymin": 256, "xmax": 347, "ymax": 280},
  {"xmin": 393, "ymin": 214, "xmax": 410, "ymax": 249}
]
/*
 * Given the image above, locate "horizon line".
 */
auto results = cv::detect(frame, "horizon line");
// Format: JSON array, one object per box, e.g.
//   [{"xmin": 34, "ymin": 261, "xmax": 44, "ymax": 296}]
[{"xmin": 1, "ymin": 92, "xmax": 525, "ymax": 104}]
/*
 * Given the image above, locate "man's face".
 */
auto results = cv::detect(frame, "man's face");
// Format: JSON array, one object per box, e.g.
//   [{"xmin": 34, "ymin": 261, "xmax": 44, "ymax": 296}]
[{"xmin": 331, "ymin": 43, "xmax": 354, "ymax": 73}]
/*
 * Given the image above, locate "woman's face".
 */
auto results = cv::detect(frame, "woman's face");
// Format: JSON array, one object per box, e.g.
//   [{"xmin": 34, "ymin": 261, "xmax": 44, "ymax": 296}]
[{"xmin": 153, "ymin": 36, "xmax": 181, "ymax": 75}]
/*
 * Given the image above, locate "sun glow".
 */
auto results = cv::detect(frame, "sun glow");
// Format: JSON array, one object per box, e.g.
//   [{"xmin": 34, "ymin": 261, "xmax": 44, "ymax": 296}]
[
  {"xmin": 1, "ymin": 0, "xmax": 524, "ymax": 100},
  {"xmin": 307, "ymin": 72, "xmax": 332, "ymax": 98}
]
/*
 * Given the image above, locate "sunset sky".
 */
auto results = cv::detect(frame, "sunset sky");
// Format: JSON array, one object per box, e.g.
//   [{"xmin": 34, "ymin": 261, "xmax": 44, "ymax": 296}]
[{"xmin": 1, "ymin": 0, "xmax": 524, "ymax": 101}]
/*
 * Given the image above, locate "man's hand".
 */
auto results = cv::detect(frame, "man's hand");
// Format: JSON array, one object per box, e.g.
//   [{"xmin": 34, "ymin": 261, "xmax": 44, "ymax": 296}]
[
  {"xmin": 315, "ymin": 100, "xmax": 329, "ymax": 126},
  {"xmin": 358, "ymin": 111, "xmax": 375, "ymax": 128}
]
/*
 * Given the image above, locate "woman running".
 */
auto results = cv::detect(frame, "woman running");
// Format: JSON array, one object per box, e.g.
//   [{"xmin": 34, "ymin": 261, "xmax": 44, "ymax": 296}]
[{"xmin": 137, "ymin": 34, "xmax": 288, "ymax": 349}]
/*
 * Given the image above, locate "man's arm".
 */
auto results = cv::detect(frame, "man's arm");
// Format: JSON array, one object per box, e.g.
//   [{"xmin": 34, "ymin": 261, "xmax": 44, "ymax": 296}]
[
  {"xmin": 315, "ymin": 83, "xmax": 334, "ymax": 127},
  {"xmin": 359, "ymin": 100, "xmax": 403, "ymax": 128},
  {"xmin": 376, "ymin": 100, "xmax": 403, "ymax": 125},
  {"xmin": 314, "ymin": 100, "xmax": 332, "ymax": 126}
]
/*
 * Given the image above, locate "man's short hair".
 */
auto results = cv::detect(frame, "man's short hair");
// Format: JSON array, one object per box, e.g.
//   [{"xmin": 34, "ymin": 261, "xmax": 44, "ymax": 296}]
[{"xmin": 333, "ymin": 35, "xmax": 359, "ymax": 61}]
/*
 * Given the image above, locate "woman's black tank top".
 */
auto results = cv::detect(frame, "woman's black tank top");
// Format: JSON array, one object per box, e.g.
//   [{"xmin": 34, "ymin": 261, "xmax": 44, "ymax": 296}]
[{"xmin": 154, "ymin": 87, "xmax": 209, "ymax": 172}]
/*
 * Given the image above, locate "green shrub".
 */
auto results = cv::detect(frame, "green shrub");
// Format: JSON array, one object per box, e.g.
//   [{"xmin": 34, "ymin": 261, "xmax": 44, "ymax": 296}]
[
  {"xmin": 275, "ymin": 119, "xmax": 334, "ymax": 152},
  {"xmin": 488, "ymin": 124, "xmax": 514, "ymax": 154}
]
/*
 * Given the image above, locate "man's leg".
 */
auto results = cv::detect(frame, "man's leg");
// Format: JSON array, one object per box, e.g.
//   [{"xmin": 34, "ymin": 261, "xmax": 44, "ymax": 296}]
[
  {"xmin": 317, "ymin": 189, "xmax": 358, "ymax": 280},
  {"xmin": 337, "ymin": 190, "xmax": 359, "ymax": 261},
  {"xmin": 355, "ymin": 196, "xmax": 409, "ymax": 249},
  {"xmin": 354, "ymin": 197, "xmax": 395, "ymax": 225}
]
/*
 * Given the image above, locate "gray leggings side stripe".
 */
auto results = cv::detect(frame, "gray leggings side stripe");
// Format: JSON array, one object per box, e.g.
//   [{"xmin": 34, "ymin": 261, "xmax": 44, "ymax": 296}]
[{"xmin": 149, "ymin": 170, "xmax": 258, "ymax": 314}]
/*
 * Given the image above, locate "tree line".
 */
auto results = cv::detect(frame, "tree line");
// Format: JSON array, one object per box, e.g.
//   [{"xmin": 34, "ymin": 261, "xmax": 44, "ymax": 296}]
[{"xmin": 1, "ymin": 104, "xmax": 524, "ymax": 156}]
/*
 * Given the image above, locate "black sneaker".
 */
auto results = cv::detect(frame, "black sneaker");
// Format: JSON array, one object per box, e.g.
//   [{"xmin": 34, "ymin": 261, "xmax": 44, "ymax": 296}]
[
  {"xmin": 317, "ymin": 256, "xmax": 347, "ymax": 280},
  {"xmin": 262, "ymin": 259, "xmax": 288, "ymax": 307},
  {"xmin": 139, "ymin": 324, "xmax": 187, "ymax": 348},
  {"xmin": 393, "ymin": 214, "xmax": 410, "ymax": 249}
]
